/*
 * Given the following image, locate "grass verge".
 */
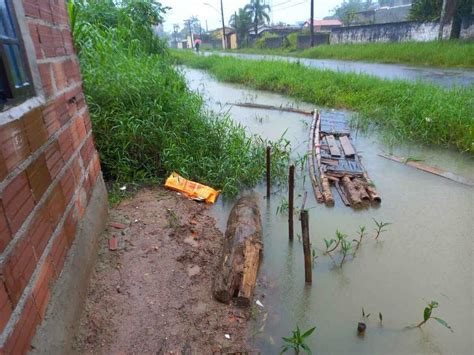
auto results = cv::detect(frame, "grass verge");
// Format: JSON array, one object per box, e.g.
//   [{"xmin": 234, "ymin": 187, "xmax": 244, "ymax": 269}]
[
  {"xmin": 174, "ymin": 51, "xmax": 474, "ymax": 153},
  {"xmin": 220, "ymin": 40, "xmax": 474, "ymax": 68}
]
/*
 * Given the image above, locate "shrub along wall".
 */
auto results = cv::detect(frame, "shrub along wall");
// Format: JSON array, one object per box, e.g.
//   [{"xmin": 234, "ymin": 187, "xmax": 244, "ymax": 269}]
[{"xmin": 0, "ymin": 0, "xmax": 105, "ymax": 353}]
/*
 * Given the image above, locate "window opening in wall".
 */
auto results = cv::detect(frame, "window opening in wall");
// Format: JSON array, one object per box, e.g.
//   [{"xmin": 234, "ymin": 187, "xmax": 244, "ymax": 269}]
[{"xmin": 0, "ymin": 0, "xmax": 33, "ymax": 111}]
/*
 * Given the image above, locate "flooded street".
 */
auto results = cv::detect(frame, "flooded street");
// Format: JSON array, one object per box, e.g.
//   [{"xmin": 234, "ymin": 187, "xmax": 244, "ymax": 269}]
[
  {"xmin": 184, "ymin": 67, "xmax": 473, "ymax": 354},
  {"xmin": 205, "ymin": 52, "xmax": 474, "ymax": 88}
]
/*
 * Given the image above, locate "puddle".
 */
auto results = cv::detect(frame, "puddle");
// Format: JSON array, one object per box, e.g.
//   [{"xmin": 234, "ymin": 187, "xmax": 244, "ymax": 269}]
[{"xmin": 184, "ymin": 67, "xmax": 474, "ymax": 354}]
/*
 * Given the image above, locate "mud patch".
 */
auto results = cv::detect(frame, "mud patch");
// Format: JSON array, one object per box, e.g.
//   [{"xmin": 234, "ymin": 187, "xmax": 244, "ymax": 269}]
[{"xmin": 74, "ymin": 188, "xmax": 252, "ymax": 353}]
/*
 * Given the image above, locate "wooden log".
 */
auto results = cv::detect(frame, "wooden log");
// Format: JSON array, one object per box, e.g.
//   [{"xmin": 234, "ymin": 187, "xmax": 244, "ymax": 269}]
[
  {"xmin": 308, "ymin": 111, "xmax": 324, "ymax": 203},
  {"xmin": 229, "ymin": 102, "xmax": 313, "ymax": 116},
  {"xmin": 213, "ymin": 195, "xmax": 263, "ymax": 307},
  {"xmin": 354, "ymin": 153, "xmax": 382, "ymax": 204},
  {"xmin": 378, "ymin": 154, "xmax": 474, "ymax": 187},
  {"xmin": 352, "ymin": 178, "xmax": 370, "ymax": 203},
  {"xmin": 335, "ymin": 181, "xmax": 351, "ymax": 206},
  {"xmin": 341, "ymin": 176, "xmax": 362, "ymax": 207},
  {"xmin": 314, "ymin": 112, "xmax": 334, "ymax": 206},
  {"xmin": 300, "ymin": 210, "xmax": 312, "ymax": 284},
  {"xmin": 288, "ymin": 165, "xmax": 295, "ymax": 241}
]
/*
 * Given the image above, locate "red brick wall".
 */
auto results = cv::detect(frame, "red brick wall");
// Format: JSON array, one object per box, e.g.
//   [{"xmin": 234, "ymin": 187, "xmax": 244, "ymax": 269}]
[{"xmin": 0, "ymin": 1, "xmax": 103, "ymax": 353}]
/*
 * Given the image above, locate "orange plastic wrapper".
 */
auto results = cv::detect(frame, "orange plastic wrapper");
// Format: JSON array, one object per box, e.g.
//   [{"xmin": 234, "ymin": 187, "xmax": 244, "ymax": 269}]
[{"xmin": 164, "ymin": 172, "xmax": 220, "ymax": 204}]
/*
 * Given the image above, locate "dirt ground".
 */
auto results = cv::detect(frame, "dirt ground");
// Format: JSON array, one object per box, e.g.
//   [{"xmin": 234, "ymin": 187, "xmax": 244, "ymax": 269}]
[{"xmin": 74, "ymin": 188, "xmax": 254, "ymax": 354}]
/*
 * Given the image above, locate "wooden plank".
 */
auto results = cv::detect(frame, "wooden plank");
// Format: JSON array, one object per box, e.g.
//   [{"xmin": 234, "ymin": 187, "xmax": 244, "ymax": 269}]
[
  {"xmin": 340, "ymin": 135, "xmax": 356, "ymax": 157},
  {"xmin": 325, "ymin": 135, "xmax": 341, "ymax": 157},
  {"xmin": 378, "ymin": 154, "xmax": 474, "ymax": 187}
]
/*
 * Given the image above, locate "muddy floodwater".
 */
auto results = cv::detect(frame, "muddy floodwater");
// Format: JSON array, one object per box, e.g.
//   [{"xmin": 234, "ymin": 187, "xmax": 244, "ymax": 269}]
[
  {"xmin": 184, "ymin": 67, "xmax": 474, "ymax": 354},
  {"xmin": 205, "ymin": 52, "xmax": 474, "ymax": 88}
]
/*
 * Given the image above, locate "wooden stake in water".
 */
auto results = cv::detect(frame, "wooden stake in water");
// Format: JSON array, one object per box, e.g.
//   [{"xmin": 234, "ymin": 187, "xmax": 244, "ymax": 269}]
[
  {"xmin": 300, "ymin": 209, "xmax": 312, "ymax": 283},
  {"xmin": 266, "ymin": 146, "xmax": 271, "ymax": 198},
  {"xmin": 288, "ymin": 165, "xmax": 295, "ymax": 241}
]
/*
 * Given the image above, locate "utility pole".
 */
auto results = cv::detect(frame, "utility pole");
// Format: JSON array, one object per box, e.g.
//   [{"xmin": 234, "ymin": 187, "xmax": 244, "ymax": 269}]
[
  {"xmin": 220, "ymin": 0, "xmax": 226, "ymax": 49},
  {"xmin": 310, "ymin": 0, "xmax": 314, "ymax": 47},
  {"xmin": 438, "ymin": 0, "xmax": 447, "ymax": 40}
]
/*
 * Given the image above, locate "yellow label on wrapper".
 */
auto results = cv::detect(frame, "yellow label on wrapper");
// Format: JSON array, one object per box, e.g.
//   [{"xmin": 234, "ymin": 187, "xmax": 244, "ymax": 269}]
[{"xmin": 164, "ymin": 172, "xmax": 220, "ymax": 204}]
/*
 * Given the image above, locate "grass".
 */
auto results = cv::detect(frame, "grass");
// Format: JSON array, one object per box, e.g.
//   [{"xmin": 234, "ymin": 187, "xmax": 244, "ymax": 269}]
[
  {"xmin": 72, "ymin": 2, "xmax": 290, "ymax": 199},
  {"xmin": 173, "ymin": 51, "xmax": 474, "ymax": 153},
  {"xmin": 220, "ymin": 40, "xmax": 474, "ymax": 68}
]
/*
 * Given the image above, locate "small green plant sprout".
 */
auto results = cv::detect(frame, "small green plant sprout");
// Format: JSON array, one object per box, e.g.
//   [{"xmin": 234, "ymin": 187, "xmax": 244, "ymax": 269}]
[
  {"xmin": 358, "ymin": 308, "xmax": 370, "ymax": 336},
  {"xmin": 340, "ymin": 239, "xmax": 352, "ymax": 267},
  {"xmin": 311, "ymin": 248, "xmax": 318, "ymax": 267},
  {"xmin": 379, "ymin": 312, "xmax": 383, "ymax": 325},
  {"xmin": 416, "ymin": 301, "xmax": 453, "ymax": 332},
  {"xmin": 353, "ymin": 225, "xmax": 367, "ymax": 254},
  {"xmin": 373, "ymin": 218, "xmax": 391, "ymax": 240},
  {"xmin": 280, "ymin": 325, "xmax": 316, "ymax": 354},
  {"xmin": 325, "ymin": 230, "xmax": 347, "ymax": 254}
]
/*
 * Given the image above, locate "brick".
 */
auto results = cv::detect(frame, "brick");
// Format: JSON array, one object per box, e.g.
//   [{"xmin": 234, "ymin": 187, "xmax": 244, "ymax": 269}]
[
  {"xmin": 38, "ymin": 63, "xmax": 54, "ymax": 97},
  {"xmin": 57, "ymin": 128, "xmax": 75, "ymax": 162},
  {"xmin": 70, "ymin": 155, "xmax": 83, "ymax": 182},
  {"xmin": 44, "ymin": 141, "xmax": 64, "ymax": 179},
  {"xmin": 83, "ymin": 113, "xmax": 92, "ymax": 133},
  {"xmin": 42, "ymin": 101, "xmax": 60, "ymax": 137},
  {"xmin": 0, "ymin": 119, "xmax": 31, "ymax": 173},
  {"xmin": 28, "ymin": 207, "xmax": 53, "ymax": 260},
  {"xmin": 80, "ymin": 136, "xmax": 94, "ymax": 167},
  {"xmin": 3, "ymin": 236, "xmax": 37, "ymax": 305},
  {"xmin": 21, "ymin": 107, "xmax": 48, "ymax": 153},
  {"xmin": 45, "ymin": 184, "xmax": 65, "ymax": 228},
  {"xmin": 0, "ymin": 282, "xmax": 13, "ymax": 332},
  {"xmin": 52, "ymin": 61, "xmax": 67, "ymax": 92},
  {"xmin": 0, "ymin": 201, "xmax": 12, "ymax": 253},
  {"xmin": 38, "ymin": 0, "xmax": 53, "ymax": 23},
  {"xmin": 63, "ymin": 207, "xmax": 78, "ymax": 246},
  {"xmin": 23, "ymin": 0, "xmax": 41, "ymax": 18},
  {"xmin": 32, "ymin": 258, "xmax": 55, "ymax": 319},
  {"xmin": 59, "ymin": 170, "xmax": 74, "ymax": 204},
  {"xmin": 2, "ymin": 296, "xmax": 40, "ymax": 355},
  {"xmin": 50, "ymin": 230, "xmax": 68, "ymax": 275},
  {"xmin": 28, "ymin": 23, "xmax": 43, "ymax": 60},
  {"xmin": 2, "ymin": 172, "xmax": 35, "ymax": 235},
  {"xmin": 0, "ymin": 149, "xmax": 7, "ymax": 180},
  {"xmin": 26, "ymin": 154, "xmax": 52, "ymax": 203}
]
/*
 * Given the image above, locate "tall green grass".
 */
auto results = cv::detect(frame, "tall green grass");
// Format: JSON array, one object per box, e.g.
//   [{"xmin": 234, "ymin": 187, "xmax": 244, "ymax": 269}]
[
  {"xmin": 174, "ymin": 51, "xmax": 474, "ymax": 153},
  {"xmin": 73, "ymin": 2, "xmax": 289, "ymax": 196},
  {"xmin": 229, "ymin": 40, "xmax": 474, "ymax": 68}
]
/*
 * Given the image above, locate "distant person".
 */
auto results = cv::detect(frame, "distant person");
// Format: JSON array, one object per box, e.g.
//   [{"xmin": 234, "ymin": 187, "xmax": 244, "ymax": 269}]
[{"xmin": 194, "ymin": 38, "xmax": 201, "ymax": 53}]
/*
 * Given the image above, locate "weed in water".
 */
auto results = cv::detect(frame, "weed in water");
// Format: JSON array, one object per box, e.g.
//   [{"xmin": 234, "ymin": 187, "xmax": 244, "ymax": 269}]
[
  {"xmin": 339, "ymin": 239, "xmax": 352, "ymax": 267},
  {"xmin": 379, "ymin": 312, "xmax": 383, "ymax": 325},
  {"xmin": 358, "ymin": 308, "xmax": 371, "ymax": 336},
  {"xmin": 353, "ymin": 225, "xmax": 367, "ymax": 254},
  {"xmin": 311, "ymin": 248, "xmax": 318, "ymax": 268},
  {"xmin": 416, "ymin": 301, "xmax": 453, "ymax": 332},
  {"xmin": 280, "ymin": 326, "xmax": 316, "ymax": 354},
  {"xmin": 325, "ymin": 230, "xmax": 347, "ymax": 254},
  {"xmin": 373, "ymin": 219, "xmax": 391, "ymax": 240},
  {"xmin": 276, "ymin": 198, "xmax": 289, "ymax": 215}
]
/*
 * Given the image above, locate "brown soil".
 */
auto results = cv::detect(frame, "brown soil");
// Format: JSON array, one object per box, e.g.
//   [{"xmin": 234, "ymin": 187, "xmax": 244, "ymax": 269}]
[{"xmin": 74, "ymin": 188, "xmax": 252, "ymax": 354}]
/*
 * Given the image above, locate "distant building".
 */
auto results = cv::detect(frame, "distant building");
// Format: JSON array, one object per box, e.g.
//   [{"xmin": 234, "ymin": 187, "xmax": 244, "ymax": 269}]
[{"xmin": 304, "ymin": 19, "xmax": 343, "ymax": 32}]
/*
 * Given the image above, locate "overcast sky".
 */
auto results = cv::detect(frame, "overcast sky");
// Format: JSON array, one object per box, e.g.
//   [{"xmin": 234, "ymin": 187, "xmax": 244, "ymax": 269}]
[{"xmin": 160, "ymin": 0, "xmax": 343, "ymax": 32}]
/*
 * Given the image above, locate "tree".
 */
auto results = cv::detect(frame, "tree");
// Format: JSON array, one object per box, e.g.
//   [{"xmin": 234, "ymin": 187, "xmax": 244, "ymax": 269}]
[
  {"xmin": 229, "ymin": 8, "xmax": 252, "ymax": 46},
  {"xmin": 409, "ymin": 0, "xmax": 472, "ymax": 38},
  {"xmin": 244, "ymin": 0, "xmax": 271, "ymax": 36},
  {"xmin": 332, "ymin": 0, "xmax": 372, "ymax": 25}
]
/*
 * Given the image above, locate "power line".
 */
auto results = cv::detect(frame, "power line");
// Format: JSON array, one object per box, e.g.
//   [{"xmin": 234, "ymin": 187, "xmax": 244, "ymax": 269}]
[{"xmin": 272, "ymin": 0, "xmax": 308, "ymax": 12}]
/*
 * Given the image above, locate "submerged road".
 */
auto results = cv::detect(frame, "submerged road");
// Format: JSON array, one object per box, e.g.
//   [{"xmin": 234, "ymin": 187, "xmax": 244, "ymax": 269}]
[{"xmin": 205, "ymin": 52, "xmax": 474, "ymax": 88}]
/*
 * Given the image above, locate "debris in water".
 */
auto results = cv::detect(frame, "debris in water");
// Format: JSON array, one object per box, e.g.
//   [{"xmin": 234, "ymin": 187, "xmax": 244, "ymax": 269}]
[
  {"xmin": 225, "ymin": 334, "xmax": 231, "ymax": 339},
  {"xmin": 256, "ymin": 300, "xmax": 264, "ymax": 308},
  {"xmin": 120, "ymin": 185, "xmax": 127, "ymax": 191},
  {"xmin": 109, "ymin": 236, "xmax": 118, "ymax": 251},
  {"xmin": 309, "ymin": 111, "xmax": 381, "ymax": 208}
]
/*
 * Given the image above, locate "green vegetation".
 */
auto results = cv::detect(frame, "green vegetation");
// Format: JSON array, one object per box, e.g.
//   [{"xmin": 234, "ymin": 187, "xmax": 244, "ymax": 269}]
[
  {"xmin": 173, "ymin": 51, "xmax": 474, "ymax": 153},
  {"xmin": 416, "ymin": 301, "xmax": 453, "ymax": 332},
  {"xmin": 281, "ymin": 326, "xmax": 316, "ymax": 354},
  {"xmin": 70, "ymin": 1, "xmax": 289, "ymax": 198},
  {"xmin": 373, "ymin": 219, "xmax": 391, "ymax": 240},
  {"xmin": 228, "ymin": 40, "xmax": 474, "ymax": 68}
]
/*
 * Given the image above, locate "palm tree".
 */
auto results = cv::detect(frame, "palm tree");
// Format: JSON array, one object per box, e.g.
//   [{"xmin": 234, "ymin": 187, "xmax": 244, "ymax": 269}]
[
  {"xmin": 229, "ymin": 8, "xmax": 252, "ymax": 46},
  {"xmin": 244, "ymin": 0, "xmax": 271, "ymax": 36}
]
